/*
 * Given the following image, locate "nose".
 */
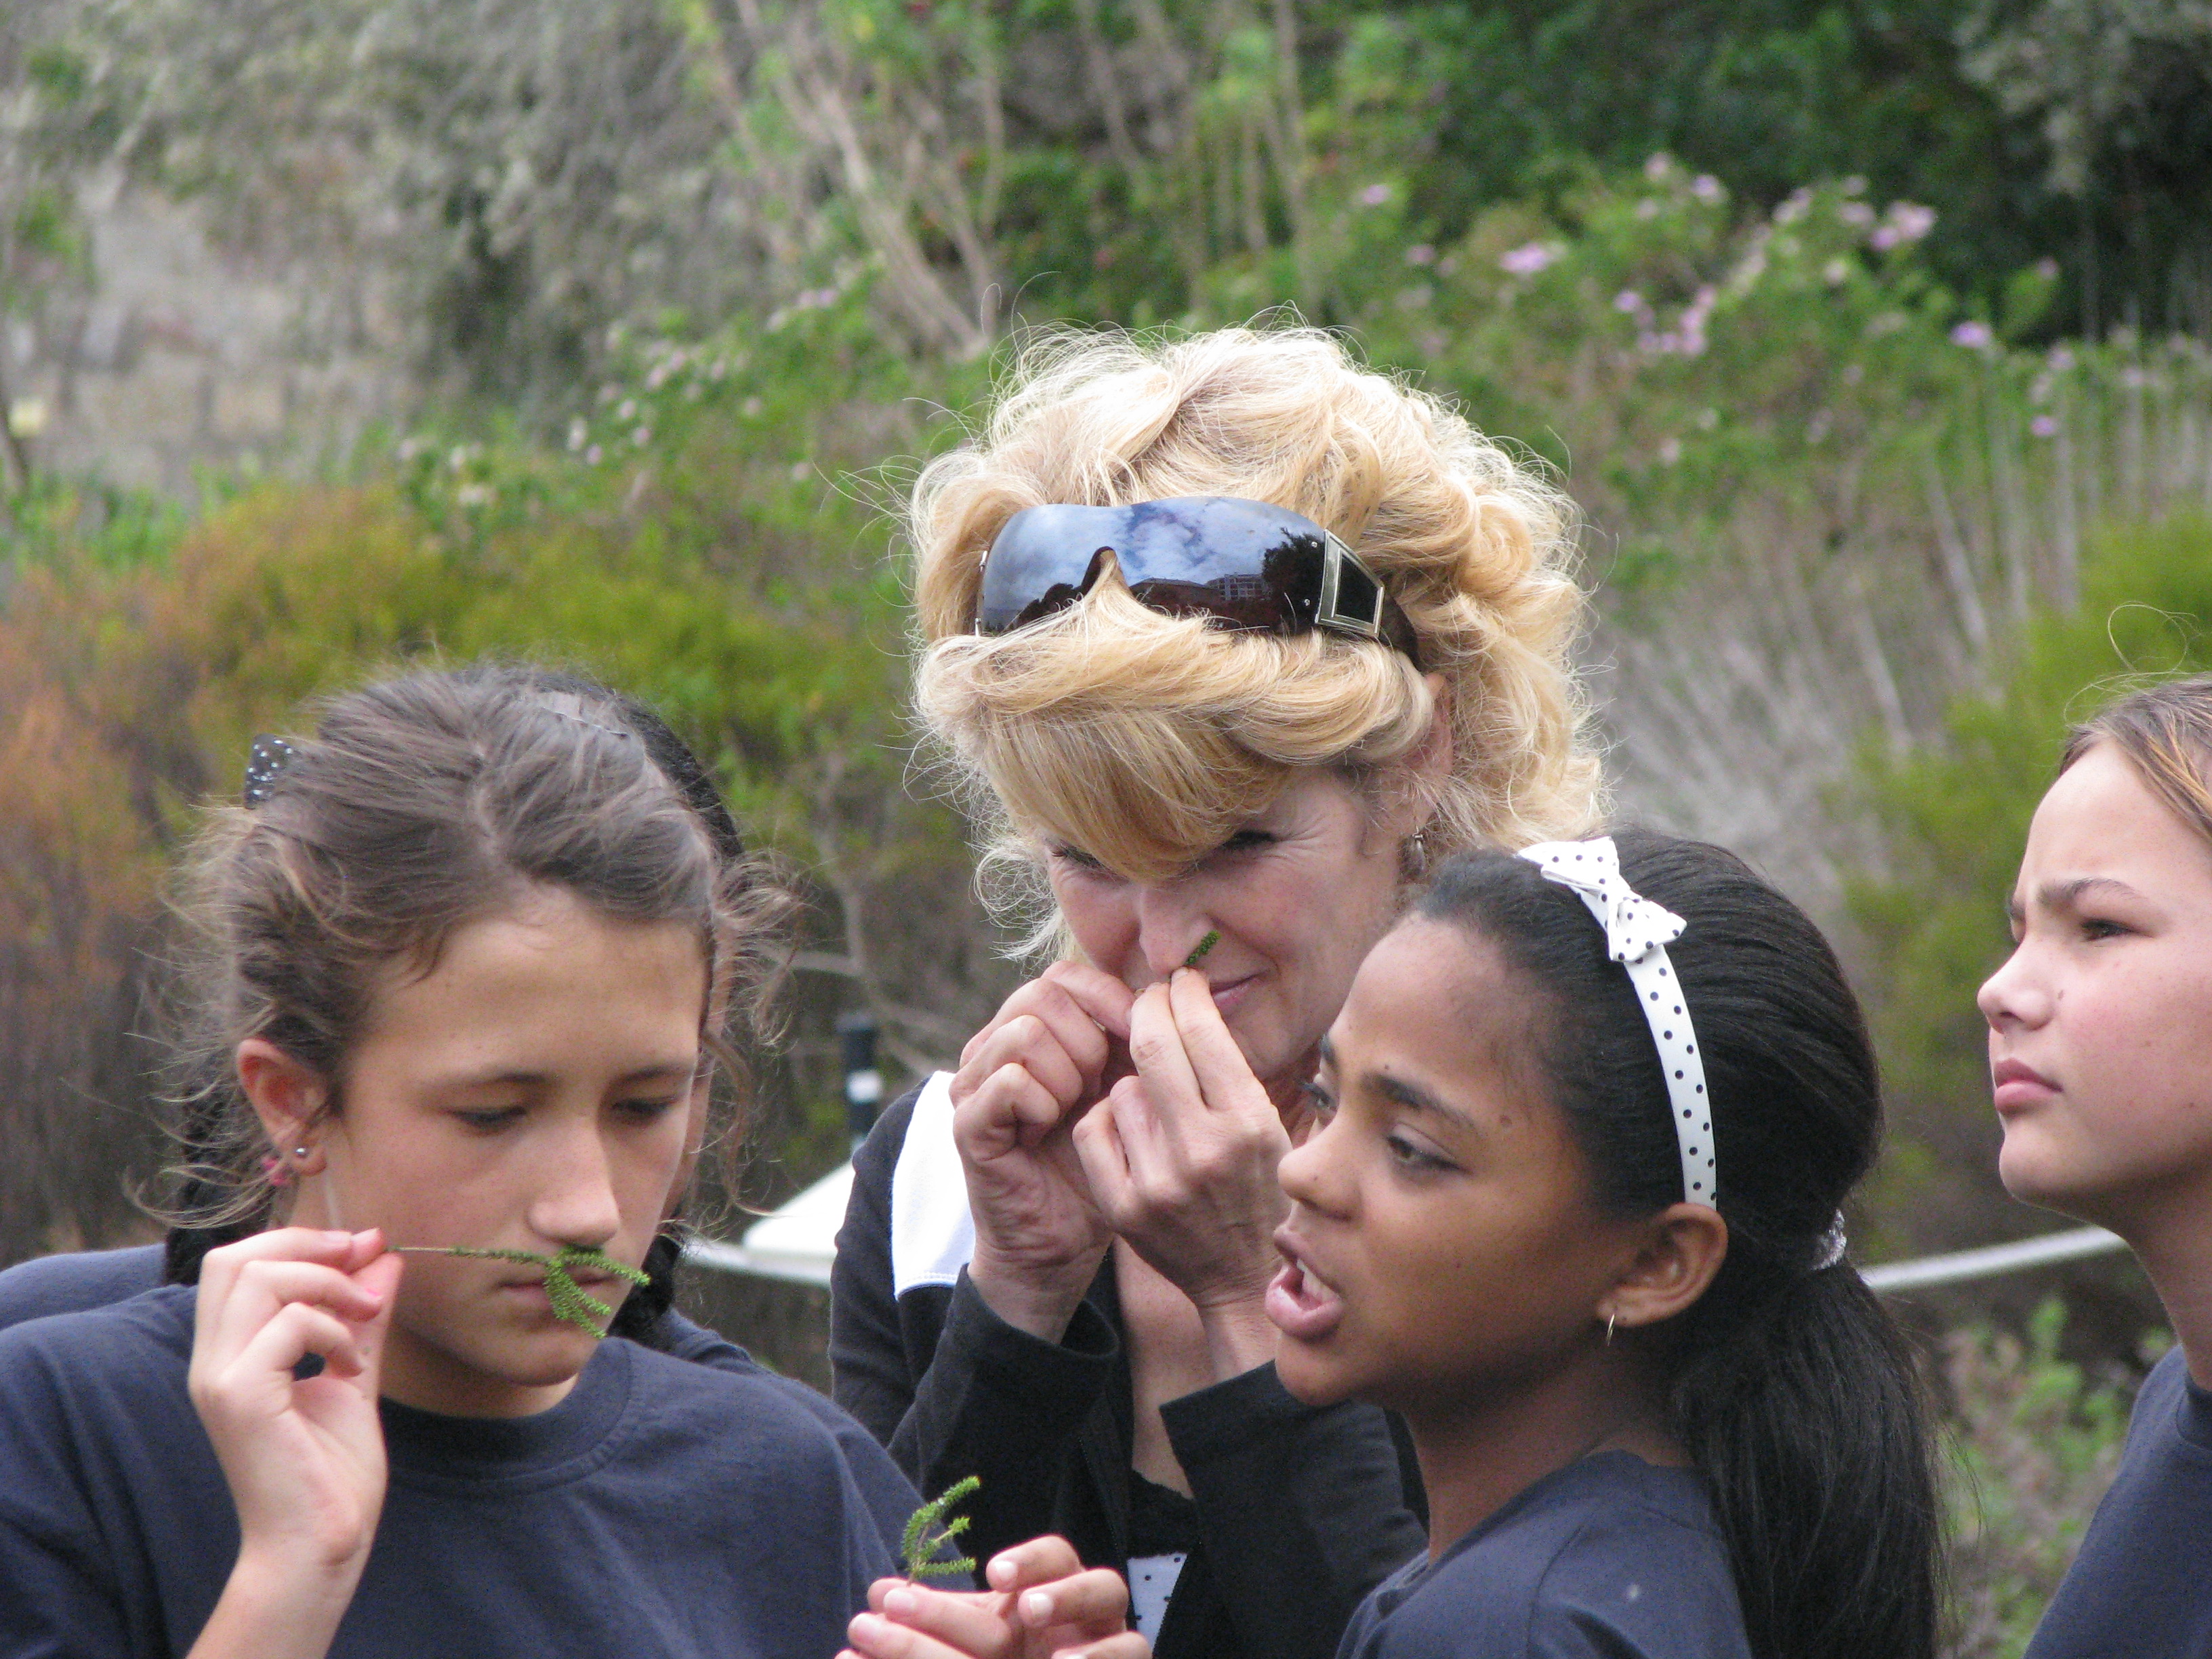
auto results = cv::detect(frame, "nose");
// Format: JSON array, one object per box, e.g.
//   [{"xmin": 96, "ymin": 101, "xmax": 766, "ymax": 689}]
[
  {"xmin": 1277, "ymin": 1110, "xmax": 1352, "ymax": 1218},
  {"xmin": 1132, "ymin": 882, "xmax": 1214, "ymax": 984},
  {"xmin": 1977, "ymin": 939, "xmax": 2051, "ymax": 1033},
  {"xmin": 526, "ymin": 1116, "xmax": 623, "ymax": 1252}
]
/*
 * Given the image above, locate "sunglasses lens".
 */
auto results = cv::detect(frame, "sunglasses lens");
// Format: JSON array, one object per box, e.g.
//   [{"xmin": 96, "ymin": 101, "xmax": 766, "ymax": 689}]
[
  {"xmin": 977, "ymin": 506, "xmax": 1117, "ymax": 632},
  {"xmin": 977, "ymin": 497, "xmax": 1361, "ymax": 644}
]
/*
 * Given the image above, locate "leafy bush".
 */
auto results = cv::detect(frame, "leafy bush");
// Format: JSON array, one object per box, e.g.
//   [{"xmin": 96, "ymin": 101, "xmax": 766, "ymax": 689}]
[
  {"xmin": 1941, "ymin": 1300, "xmax": 2154, "ymax": 1658},
  {"xmin": 0, "ymin": 309, "xmax": 1015, "ymax": 1262}
]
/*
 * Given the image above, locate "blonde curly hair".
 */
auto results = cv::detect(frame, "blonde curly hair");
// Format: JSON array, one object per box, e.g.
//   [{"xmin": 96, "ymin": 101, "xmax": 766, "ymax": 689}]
[{"xmin": 910, "ymin": 325, "xmax": 1600, "ymax": 927}]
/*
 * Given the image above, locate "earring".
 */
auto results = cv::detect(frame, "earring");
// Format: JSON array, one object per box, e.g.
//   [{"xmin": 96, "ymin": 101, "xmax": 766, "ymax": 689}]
[
  {"xmin": 1402, "ymin": 828, "xmax": 1431, "ymax": 881},
  {"xmin": 1604, "ymin": 1311, "xmax": 1617, "ymax": 1347}
]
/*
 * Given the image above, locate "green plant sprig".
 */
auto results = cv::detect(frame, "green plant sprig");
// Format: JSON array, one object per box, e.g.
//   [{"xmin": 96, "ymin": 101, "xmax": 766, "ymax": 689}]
[
  {"xmin": 1183, "ymin": 930, "xmax": 1221, "ymax": 969},
  {"xmin": 901, "ymin": 1475, "xmax": 980, "ymax": 1581},
  {"xmin": 392, "ymin": 1245, "xmax": 649, "ymax": 1335}
]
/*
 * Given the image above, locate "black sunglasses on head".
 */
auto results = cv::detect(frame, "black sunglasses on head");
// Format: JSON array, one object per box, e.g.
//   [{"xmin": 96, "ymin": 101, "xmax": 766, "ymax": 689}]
[{"xmin": 975, "ymin": 497, "xmax": 1423, "ymax": 666}]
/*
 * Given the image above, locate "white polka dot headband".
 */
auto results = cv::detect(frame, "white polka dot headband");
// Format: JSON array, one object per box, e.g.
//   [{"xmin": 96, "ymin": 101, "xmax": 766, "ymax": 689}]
[{"xmin": 1518, "ymin": 836, "xmax": 1718, "ymax": 1207}]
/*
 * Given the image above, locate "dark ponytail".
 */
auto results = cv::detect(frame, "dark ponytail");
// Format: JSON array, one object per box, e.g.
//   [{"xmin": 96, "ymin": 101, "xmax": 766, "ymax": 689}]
[{"xmin": 1415, "ymin": 831, "xmax": 1940, "ymax": 1659}]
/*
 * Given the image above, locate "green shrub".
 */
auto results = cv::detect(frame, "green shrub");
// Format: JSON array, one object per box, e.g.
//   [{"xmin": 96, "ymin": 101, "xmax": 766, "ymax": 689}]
[{"xmin": 1941, "ymin": 1299, "xmax": 2155, "ymax": 1658}]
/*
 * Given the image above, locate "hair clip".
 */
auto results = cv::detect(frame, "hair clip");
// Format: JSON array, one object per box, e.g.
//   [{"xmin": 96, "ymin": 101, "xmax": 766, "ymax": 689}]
[
  {"xmin": 243, "ymin": 735, "xmax": 298, "ymax": 808},
  {"xmin": 542, "ymin": 705, "xmax": 637, "ymax": 742}
]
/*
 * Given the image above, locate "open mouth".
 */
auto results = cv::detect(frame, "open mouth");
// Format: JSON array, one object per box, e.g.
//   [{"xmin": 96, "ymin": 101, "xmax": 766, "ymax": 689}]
[{"xmin": 1266, "ymin": 1235, "xmax": 1345, "ymax": 1342}]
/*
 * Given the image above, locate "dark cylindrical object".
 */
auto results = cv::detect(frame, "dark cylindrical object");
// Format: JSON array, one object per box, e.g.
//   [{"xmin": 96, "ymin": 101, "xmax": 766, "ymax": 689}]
[{"xmin": 838, "ymin": 1009, "xmax": 882, "ymax": 1149}]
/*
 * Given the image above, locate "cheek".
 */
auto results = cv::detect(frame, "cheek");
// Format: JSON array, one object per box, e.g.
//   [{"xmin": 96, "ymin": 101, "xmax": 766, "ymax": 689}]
[{"xmin": 1053, "ymin": 878, "xmax": 1136, "ymax": 965}]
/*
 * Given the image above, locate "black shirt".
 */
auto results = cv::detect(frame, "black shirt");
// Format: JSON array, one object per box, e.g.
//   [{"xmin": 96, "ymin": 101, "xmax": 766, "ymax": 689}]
[
  {"xmin": 1334, "ymin": 1452, "xmax": 1750, "ymax": 1659},
  {"xmin": 2027, "ymin": 1345, "xmax": 2212, "ymax": 1659},
  {"xmin": 0, "ymin": 1276, "xmax": 920, "ymax": 1658}
]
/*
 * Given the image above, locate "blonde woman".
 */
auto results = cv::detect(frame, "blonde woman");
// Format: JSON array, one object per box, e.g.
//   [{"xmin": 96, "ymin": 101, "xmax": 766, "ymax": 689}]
[{"xmin": 832, "ymin": 327, "xmax": 1599, "ymax": 1659}]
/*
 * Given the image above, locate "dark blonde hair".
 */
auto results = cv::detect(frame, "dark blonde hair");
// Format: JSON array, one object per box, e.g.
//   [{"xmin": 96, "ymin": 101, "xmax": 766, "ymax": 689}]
[
  {"xmin": 2061, "ymin": 672, "xmax": 2212, "ymax": 839},
  {"xmin": 909, "ymin": 325, "xmax": 1600, "ymax": 934},
  {"xmin": 160, "ymin": 664, "xmax": 794, "ymax": 1319}
]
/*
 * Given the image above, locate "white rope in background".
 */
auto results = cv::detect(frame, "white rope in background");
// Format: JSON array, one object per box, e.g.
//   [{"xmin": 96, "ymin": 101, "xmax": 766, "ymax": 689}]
[{"xmin": 1859, "ymin": 1225, "xmax": 2127, "ymax": 1294}]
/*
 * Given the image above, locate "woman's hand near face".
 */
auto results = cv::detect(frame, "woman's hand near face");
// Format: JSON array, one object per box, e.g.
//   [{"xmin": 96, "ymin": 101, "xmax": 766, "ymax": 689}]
[
  {"xmin": 842, "ymin": 1536, "xmax": 1150, "ymax": 1659},
  {"xmin": 1076, "ymin": 970, "xmax": 1293, "ymax": 1371},
  {"xmin": 951, "ymin": 962, "xmax": 1136, "ymax": 1340},
  {"xmin": 185, "ymin": 1227, "xmax": 401, "ymax": 1659}
]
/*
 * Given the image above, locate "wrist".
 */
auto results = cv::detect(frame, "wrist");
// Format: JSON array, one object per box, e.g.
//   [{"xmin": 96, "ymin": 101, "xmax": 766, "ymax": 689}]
[
  {"xmin": 190, "ymin": 1546, "xmax": 363, "ymax": 1659},
  {"xmin": 1195, "ymin": 1288, "xmax": 1279, "ymax": 1380},
  {"xmin": 967, "ymin": 1246, "xmax": 1103, "ymax": 1343}
]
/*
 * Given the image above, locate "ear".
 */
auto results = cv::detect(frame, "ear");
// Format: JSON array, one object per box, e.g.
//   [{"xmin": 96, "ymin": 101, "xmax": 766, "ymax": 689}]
[
  {"xmin": 1600, "ymin": 1202, "xmax": 1729, "ymax": 1334},
  {"xmin": 235, "ymin": 1038, "xmax": 331, "ymax": 1168},
  {"xmin": 1411, "ymin": 673, "xmax": 1454, "ymax": 801}
]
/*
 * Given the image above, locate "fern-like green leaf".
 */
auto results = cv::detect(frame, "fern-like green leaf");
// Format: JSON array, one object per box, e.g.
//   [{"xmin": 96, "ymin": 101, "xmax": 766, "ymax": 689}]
[
  {"xmin": 393, "ymin": 1245, "xmax": 649, "ymax": 1336},
  {"xmin": 901, "ymin": 1475, "xmax": 980, "ymax": 1580}
]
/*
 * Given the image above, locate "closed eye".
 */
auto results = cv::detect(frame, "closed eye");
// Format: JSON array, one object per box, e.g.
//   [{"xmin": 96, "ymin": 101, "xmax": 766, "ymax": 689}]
[
  {"xmin": 1050, "ymin": 842, "xmax": 1106, "ymax": 872},
  {"xmin": 613, "ymin": 1094, "xmax": 684, "ymax": 1124},
  {"xmin": 453, "ymin": 1105, "xmax": 526, "ymax": 1132},
  {"xmin": 1214, "ymin": 830, "xmax": 1277, "ymax": 856},
  {"xmin": 2078, "ymin": 916, "xmax": 2132, "ymax": 941}
]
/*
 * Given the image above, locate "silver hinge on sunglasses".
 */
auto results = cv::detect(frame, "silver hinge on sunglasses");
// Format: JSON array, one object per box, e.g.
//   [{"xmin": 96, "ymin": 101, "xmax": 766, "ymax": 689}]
[{"xmin": 1315, "ymin": 531, "xmax": 1388, "ymax": 641}]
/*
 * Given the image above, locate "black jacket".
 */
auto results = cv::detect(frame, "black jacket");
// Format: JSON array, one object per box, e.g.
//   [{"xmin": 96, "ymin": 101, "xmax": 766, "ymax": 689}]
[{"xmin": 831, "ymin": 1082, "xmax": 1428, "ymax": 1659}]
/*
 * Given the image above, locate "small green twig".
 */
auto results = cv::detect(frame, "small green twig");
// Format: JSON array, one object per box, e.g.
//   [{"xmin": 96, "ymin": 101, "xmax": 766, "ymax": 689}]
[
  {"xmin": 392, "ymin": 1245, "xmax": 649, "ymax": 1336},
  {"xmin": 1183, "ymin": 930, "xmax": 1221, "ymax": 969},
  {"xmin": 901, "ymin": 1475, "xmax": 980, "ymax": 1580}
]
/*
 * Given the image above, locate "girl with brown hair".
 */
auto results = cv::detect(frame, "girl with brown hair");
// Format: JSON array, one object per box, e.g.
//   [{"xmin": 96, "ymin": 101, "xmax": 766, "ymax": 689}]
[{"xmin": 0, "ymin": 664, "xmax": 943, "ymax": 1659}]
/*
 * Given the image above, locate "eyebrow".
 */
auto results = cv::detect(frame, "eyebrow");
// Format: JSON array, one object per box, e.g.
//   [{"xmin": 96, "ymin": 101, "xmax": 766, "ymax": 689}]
[
  {"xmin": 1370, "ymin": 1071, "xmax": 1482, "ymax": 1134},
  {"xmin": 2011, "ymin": 875, "xmax": 2150, "ymax": 921},
  {"xmin": 435, "ymin": 1061, "xmax": 697, "ymax": 1092}
]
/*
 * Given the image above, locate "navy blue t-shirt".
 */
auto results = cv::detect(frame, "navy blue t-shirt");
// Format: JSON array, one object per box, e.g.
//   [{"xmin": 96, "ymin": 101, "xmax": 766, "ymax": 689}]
[
  {"xmin": 2026, "ymin": 1345, "xmax": 2212, "ymax": 1659},
  {"xmin": 0, "ymin": 1282, "xmax": 918, "ymax": 1658},
  {"xmin": 1334, "ymin": 1452, "xmax": 1750, "ymax": 1659},
  {"xmin": 0, "ymin": 1243, "xmax": 923, "ymax": 1570}
]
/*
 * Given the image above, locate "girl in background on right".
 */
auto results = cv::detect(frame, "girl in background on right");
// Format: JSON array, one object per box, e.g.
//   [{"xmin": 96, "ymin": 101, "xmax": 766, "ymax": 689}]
[{"xmin": 1979, "ymin": 674, "xmax": 2212, "ymax": 1659}]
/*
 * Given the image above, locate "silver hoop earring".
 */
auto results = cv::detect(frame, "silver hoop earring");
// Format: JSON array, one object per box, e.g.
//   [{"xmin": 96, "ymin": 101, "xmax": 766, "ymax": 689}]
[{"xmin": 1604, "ymin": 1311, "xmax": 1617, "ymax": 1347}]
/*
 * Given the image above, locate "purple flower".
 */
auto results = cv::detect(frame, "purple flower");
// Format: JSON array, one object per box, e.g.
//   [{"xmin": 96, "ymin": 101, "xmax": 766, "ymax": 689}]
[
  {"xmin": 1614, "ymin": 289, "xmax": 1644, "ymax": 314},
  {"xmin": 1690, "ymin": 174, "xmax": 1722, "ymax": 203},
  {"xmin": 1950, "ymin": 321, "xmax": 1994, "ymax": 350},
  {"xmin": 1359, "ymin": 183, "xmax": 1391, "ymax": 207},
  {"xmin": 1498, "ymin": 241, "xmax": 1557, "ymax": 276},
  {"xmin": 1645, "ymin": 153, "xmax": 1673, "ymax": 181},
  {"xmin": 2031, "ymin": 415, "xmax": 2060, "ymax": 438},
  {"xmin": 1887, "ymin": 203, "xmax": 1936, "ymax": 243},
  {"xmin": 1404, "ymin": 243, "xmax": 1436, "ymax": 266},
  {"xmin": 1838, "ymin": 201, "xmax": 1875, "ymax": 228},
  {"xmin": 1870, "ymin": 226, "xmax": 1901, "ymax": 251}
]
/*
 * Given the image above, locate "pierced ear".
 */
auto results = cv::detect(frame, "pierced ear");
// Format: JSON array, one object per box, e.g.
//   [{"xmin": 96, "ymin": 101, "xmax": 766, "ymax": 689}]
[
  {"xmin": 234, "ymin": 1038, "xmax": 331, "ymax": 1164},
  {"xmin": 1602, "ymin": 1203, "xmax": 1730, "ymax": 1335}
]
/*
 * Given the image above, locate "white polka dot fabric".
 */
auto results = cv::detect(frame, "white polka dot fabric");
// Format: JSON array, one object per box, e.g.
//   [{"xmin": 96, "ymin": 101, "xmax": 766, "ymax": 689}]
[
  {"xmin": 1517, "ymin": 838, "xmax": 1718, "ymax": 1206},
  {"xmin": 1126, "ymin": 1553, "xmax": 1186, "ymax": 1639}
]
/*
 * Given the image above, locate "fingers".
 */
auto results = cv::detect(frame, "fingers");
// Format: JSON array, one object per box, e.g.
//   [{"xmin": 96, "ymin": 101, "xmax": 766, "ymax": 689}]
[
  {"xmin": 958, "ymin": 1062, "xmax": 1081, "ymax": 1164},
  {"xmin": 1124, "ymin": 983, "xmax": 1203, "ymax": 1113},
  {"xmin": 981, "ymin": 1534, "xmax": 1086, "ymax": 1591},
  {"xmin": 1165, "ymin": 969, "xmax": 1273, "ymax": 1113},
  {"xmin": 846, "ymin": 1543, "xmax": 1139, "ymax": 1659},
  {"xmin": 197, "ymin": 1229, "xmax": 390, "ymax": 1368}
]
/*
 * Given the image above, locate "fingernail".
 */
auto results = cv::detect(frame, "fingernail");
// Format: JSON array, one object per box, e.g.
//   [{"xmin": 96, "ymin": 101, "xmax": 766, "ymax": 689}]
[
  {"xmin": 884, "ymin": 1586, "xmax": 917, "ymax": 1616},
  {"xmin": 1021, "ymin": 1590, "xmax": 1053, "ymax": 1624},
  {"xmin": 987, "ymin": 1555, "xmax": 1018, "ymax": 1588}
]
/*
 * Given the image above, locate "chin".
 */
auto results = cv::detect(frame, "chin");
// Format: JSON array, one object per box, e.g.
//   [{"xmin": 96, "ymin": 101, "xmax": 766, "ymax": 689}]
[
  {"xmin": 1272, "ymin": 1343, "xmax": 1357, "ymax": 1409},
  {"xmin": 1996, "ymin": 1130, "xmax": 2110, "ymax": 1225}
]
